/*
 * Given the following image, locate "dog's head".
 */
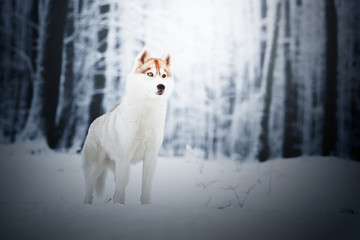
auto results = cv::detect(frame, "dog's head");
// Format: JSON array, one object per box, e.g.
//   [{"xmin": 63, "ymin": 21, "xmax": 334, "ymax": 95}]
[{"xmin": 127, "ymin": 47, "xmax": 173, "ymax": 100}]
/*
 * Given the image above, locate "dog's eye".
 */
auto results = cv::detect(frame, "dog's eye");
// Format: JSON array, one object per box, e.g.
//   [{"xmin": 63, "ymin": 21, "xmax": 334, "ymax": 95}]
[
  {"xmin": 162, "ymin": 74, "xmax": 166, "ymax": 78},
  {"xmin": 147, "ymin": 72, "xmax": 153, "ymax": 77}
]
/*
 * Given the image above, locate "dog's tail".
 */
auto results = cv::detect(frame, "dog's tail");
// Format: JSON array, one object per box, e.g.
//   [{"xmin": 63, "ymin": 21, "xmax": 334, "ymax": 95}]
[{"xmin": 95, "ymin": 169, "xmax": 107, "ymax": 197}]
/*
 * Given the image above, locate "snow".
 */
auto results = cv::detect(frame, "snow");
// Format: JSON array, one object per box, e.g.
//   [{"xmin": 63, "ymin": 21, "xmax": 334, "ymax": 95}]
[{"xmin": 1, "ymin": 143, "xmax": 360, "ymax": 240}]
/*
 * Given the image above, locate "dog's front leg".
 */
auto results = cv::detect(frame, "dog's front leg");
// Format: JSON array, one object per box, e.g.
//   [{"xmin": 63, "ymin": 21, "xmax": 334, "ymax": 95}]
[
  {"xmin": 113, "ymin": 159, "xmax": 130, "ymax": 204},
  {"xmin": 141, "ymin": 153, "xmax": 157, "ymax": 204}
]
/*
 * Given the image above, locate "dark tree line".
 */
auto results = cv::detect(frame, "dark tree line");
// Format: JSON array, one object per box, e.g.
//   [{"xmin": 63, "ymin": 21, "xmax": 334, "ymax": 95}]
[{"xmin": 257, "ymin": 0, "xmax": 360, "ymax": 161}]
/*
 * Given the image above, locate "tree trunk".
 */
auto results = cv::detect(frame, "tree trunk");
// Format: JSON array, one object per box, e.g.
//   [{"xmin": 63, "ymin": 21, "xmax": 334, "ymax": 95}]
[
  {"xmin": 258, "ymin": 2, "xmax": 282, "ymax": 162},
  {"xmin": 257, "ymin": 0, "xmax": 267, "ymax": 89},
  {"xmin": 56, "ymin": 1, "xmax": 75, "ymax": 148},
  {"xmin": 88, "ymin": 4, "xmax": 109, "ymax": 126},
  {"xmin": 38, "ymin": 0, "xmax": 68, "ymax": 148},
  {"xmin": 322, "ymin": 0, "xmax": 338, "ymax": 156},
  {"xmin": 282, "ymin": 0, "xmax": 302, "ymax": 158}
]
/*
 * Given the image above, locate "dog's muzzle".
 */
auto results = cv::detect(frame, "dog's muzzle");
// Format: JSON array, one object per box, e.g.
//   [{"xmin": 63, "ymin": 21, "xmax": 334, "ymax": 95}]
[{"xmin": 157, "ymin": 84, "xmax": 165, "ymax": 95}]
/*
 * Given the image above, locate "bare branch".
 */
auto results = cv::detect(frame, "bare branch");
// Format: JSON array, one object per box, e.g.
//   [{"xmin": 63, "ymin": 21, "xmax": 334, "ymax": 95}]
[{"xmin": 197, "ymin": 179, "xmax": 221, "ymax": 189}]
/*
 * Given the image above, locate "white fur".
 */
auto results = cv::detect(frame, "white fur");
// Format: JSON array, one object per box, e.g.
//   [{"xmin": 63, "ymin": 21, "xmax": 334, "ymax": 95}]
[{"xmin": 82, "ymin": 47, "xmax": 173, "ymax": 204}]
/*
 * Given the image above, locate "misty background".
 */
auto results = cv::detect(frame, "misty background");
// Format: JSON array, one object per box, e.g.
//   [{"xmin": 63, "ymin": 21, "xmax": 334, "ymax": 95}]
[{"xmin": 1, "ymin": 0, "xmax": 359, "ymax": 162}]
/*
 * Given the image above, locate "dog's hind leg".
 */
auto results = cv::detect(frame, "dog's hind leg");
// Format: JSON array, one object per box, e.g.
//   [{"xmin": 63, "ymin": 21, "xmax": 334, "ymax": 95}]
[
  {"xmin": 83, "ymin": 150, "xmax": 106, "ymax": 204},
  {"xmin": 84, "ymin": 165, "xmax": 106, "ymax": 204},
  {"xmin": 83, "ymin": 166, "xmax": 96, "ymax": 204},
  {"xmin": 95, "ymin": 168, "xmax": 107, "ymax": 197}
]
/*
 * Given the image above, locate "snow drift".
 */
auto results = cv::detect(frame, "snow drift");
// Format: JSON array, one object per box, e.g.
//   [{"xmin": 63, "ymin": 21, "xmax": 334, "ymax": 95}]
[{"xmin": 0, "ymin": 143, "xmax": 359, "ymax": 240}]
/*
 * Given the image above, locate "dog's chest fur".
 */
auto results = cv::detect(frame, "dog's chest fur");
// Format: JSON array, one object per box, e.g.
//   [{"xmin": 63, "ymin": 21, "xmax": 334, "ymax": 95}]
[
  {"xmin": 126, "ymin": 107, "xmax": 156, "ymax": 142},
  {"xmin": 123, "ymin": 101, "xmax": 165, "ymax": 138},
  {"xmin": 112, "ymin": 100, "xmax": 166, "ymax": 163}
]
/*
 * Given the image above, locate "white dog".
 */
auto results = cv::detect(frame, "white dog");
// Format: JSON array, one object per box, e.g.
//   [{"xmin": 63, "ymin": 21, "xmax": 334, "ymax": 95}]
[{"xmin": 82, "ymin": 47, "xmax": 173, "ymax": 204}]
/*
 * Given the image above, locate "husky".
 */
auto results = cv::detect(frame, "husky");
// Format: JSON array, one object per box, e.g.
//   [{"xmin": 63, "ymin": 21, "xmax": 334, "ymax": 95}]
[{"xmin": 82, "ymin": 47, "xmax": 173, "ymax": 204}]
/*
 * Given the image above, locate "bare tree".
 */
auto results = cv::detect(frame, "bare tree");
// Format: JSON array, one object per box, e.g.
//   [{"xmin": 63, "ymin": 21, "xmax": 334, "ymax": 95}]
[
  {"xmin": 322, "ymin": 0, "xmax": 338, "ymax": 156},
  {"xmin": 282, "ymin": 0, "xmax": 302, "ymax": 158},
  {"xmin": 258, "ymin": 1, "xmax": 282, "ymax": 162},
  {"xmin": 40, "ymin": 0, "xmax": 69, "ymax": 148}
]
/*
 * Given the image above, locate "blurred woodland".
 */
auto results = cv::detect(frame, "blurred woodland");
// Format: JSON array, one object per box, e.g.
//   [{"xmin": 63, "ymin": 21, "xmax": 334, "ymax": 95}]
[{"xmin": 0, "ymin": 0, "xmax": 359, "ymax": 161}]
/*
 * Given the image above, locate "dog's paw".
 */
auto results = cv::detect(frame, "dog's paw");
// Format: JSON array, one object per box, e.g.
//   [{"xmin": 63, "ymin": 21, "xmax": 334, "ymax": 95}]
[
  {"xmin": 140, "ymin": 196, "xmax": 151, "ymax": 205},
  {"xmin": 113, "ymin": 194, "xmax": 125, "ymax": 204},
  {"xmin": 113, "ymin": 199, "xmax": 125, "ymax": 204}
]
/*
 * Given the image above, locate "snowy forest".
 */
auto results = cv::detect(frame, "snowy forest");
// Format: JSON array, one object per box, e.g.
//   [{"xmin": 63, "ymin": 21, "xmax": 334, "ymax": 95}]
[{"xmin": 1, "ymin": 0, "xmax": 359, "ymax": 162}]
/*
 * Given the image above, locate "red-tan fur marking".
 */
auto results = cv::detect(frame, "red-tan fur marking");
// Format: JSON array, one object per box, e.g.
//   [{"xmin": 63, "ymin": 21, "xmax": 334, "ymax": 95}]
[
  {"xmin": 111, "ymin": 102, "xmax": 121, "ymax": 112},
  {"xmin": 135, "ymin": 58, "xmax": 172, "ymax": 77}
]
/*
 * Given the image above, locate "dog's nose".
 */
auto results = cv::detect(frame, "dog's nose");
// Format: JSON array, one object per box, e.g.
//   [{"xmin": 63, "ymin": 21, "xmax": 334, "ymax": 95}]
[{"xmin": 157, "ymin": 84, "xmax": 165, "ymax": 90}]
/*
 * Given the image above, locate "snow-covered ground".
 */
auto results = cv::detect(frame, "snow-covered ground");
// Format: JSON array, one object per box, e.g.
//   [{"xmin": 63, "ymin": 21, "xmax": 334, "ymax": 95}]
[{"xmin": 0, "ymin": 143, "xmax": 359, "ymax": 240}]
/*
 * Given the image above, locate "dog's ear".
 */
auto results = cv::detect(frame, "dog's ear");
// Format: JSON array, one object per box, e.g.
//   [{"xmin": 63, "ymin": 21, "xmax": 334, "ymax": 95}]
[
  {"xmin": 134, "ymin": 46, "xmax": 151, "ymax": 68},
  {"xmin": 161, "ymin": 50, "xmax": 171, "ymax": 67}
]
